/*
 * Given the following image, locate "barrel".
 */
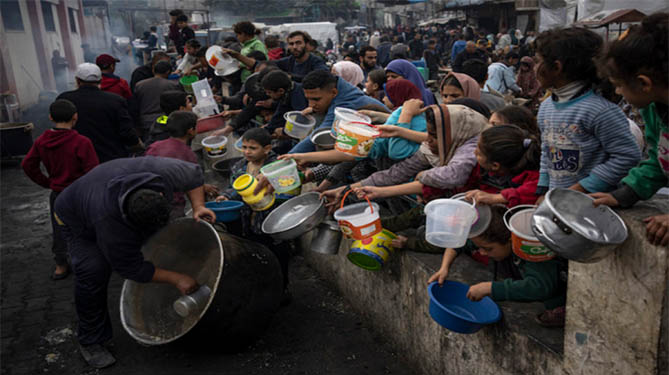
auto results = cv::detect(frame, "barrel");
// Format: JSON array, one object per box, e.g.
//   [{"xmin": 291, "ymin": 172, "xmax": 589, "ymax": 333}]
[{"xmin": 120, "ymin": 218, "xmax": 283, "ymax": 350}]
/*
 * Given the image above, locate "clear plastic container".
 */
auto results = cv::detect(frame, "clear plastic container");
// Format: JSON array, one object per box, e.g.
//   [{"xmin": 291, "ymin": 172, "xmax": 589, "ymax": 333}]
[
  {"xmin": 424, "ymin": 199, "xmax": 477, "ymax": 248},
  {"xmin": 283, "ymin": 111, "xmax": 316, "ymax": 139},
  {"xmin": 332, "ymin": 107, "xmax": 372, "ymax": 138},
  {"xmin": 260, "ymin": 159, "xmax": 301, "ymax": 193}
]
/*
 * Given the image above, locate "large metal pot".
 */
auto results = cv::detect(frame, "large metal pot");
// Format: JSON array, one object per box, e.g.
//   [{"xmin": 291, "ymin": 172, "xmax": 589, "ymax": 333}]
[
  {"xmin": 1, "ymin": 122, "xmax": 33, "ymax": 158},
  {"xmin": 530, "ymin": 188, "xmax": 628, "ymax": 263},
  {"xmin": 120, "ymin": 218, "xmax": 282, "ymax": 348},
  {"xmin": 261, "ymin": 192, "xmax": 327, "ymax": 241},
  {"xmin": 310, "ymin": 220, "xmax": 342, "ymax": 255}
]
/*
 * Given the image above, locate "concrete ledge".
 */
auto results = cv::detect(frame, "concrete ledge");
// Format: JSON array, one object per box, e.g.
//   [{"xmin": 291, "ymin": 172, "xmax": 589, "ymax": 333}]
[{"xmin": 300, "ymin": 196, "xmax": 668, "ymax": 375}]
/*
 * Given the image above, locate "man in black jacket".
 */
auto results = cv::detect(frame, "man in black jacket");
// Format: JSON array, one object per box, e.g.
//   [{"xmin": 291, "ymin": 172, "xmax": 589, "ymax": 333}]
[
  {"xmin": 57, "ymin": 63, "xmax": 143, "ymax": 163},
  {"xmin": 452, "ymin": 41, "xmax": 486, "ymax": 73},
  {"xmin": 54, "ymin": 157, "xmax": 215, "ymax": 368}
]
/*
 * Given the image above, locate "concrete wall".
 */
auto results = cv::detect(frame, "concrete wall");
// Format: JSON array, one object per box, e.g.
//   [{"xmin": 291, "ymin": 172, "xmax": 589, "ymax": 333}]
[{"xmin": 301, "ymin": 196, "xmax": 668, "ymax": 375}]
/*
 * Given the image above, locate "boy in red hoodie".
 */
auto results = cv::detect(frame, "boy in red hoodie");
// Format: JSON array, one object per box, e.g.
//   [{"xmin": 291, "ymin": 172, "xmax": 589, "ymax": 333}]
[
  {"xmin": 96, "ymin": 54, "xmax": 132, "ymax": 100},
  {"xmin": 21, "ymin": 99, "xmax": 99, "ymax": 279}
]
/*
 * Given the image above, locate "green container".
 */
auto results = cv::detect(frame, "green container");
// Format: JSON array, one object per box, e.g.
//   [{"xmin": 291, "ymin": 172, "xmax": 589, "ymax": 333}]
[
  {"xmin": 179, "ymin": 75, "xmax": 199, "ymax": 94},
  {"xmin": 417, "ymin": 67, "xmax": 429, "ymax": 82}
]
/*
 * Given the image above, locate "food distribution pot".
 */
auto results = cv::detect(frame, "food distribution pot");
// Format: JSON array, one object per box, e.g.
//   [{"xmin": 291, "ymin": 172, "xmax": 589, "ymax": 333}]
[{"xmin": 530, "ymin": 188, "xmax": 628, "ymax": 263}]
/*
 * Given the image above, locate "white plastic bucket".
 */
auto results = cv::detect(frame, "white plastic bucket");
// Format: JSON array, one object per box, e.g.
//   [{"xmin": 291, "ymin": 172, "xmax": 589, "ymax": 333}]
[
  {"xmin": 503, "ymin": 205, "xmax": 555, "ymax": 262},
  {"xmin": 334, "ymin": 190, "xmax": 381, "ymax": 240},
  {"xmin": 334, "ymin": 121, "xmax": 379, "ymax": 157},
  {"xmin": 260, "ymin": 159, "xmax": 301, "ymax": 193},
  {"xmin": 283, "ymin": 111, "xmax": 316, "ymax": 139},
  {"xmin": 424, "ymin": 198, "xmax": 477, "ymax": 248},
  {"xmin": 332, "ymin": 107, "xmax": 372, "ymax": 138},
  {"xmin": 201, "ymin": 135, "xmax": 228, "ymax": 156}
]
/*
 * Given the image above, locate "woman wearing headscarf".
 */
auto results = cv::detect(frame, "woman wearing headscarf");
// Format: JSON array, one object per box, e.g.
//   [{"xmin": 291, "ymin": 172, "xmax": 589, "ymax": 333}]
[
  {"xmin": 439, "ymin": 72, "xmax": 481, "ymax": 103},
  {"xmin": 332, "ymin": 61, "xmax": 365, "ymax": 89},
  {"xmin": 385, "ymin": 59, "xmax": 437, "ymax": 105},
  {"xmin": 516, "ymin": 56, "xmax": 541, "ymax": 104},
  {"xmin": 321, "ymin": 104, "xmax": 489, "ymax": 204}
]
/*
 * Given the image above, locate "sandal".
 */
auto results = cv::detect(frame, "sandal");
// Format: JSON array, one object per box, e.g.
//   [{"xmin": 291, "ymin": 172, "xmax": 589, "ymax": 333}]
[
  {"xmin": 51, "ymin": 266, "xmax": 71, "ymax": 280},
  {"xmin": 535, "ymin": 306, "xmax": 566, "ymax": 327}
]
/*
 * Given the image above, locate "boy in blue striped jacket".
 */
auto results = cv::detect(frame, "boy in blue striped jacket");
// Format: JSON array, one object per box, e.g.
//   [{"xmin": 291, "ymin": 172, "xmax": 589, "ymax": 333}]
[{"xmin": 529, "ymin": 28, "xmax": 641, "ymax": 326}]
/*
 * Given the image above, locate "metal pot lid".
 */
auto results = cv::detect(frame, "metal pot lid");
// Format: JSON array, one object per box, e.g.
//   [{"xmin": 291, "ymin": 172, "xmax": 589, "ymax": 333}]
[
  {"xmin": 120, "ymin": 218, "xmax": 224, "ymax": 345},
  {"xmin": 451, "ymin": 193, "xmax": 492, "ymax": 238},
  {"xmin": 262, "ymin": 193, "xmax": 325, "ymax": 235},
  {"xmin": 539, "ymin": 188, "xmax": 628, "ymax": 245}
]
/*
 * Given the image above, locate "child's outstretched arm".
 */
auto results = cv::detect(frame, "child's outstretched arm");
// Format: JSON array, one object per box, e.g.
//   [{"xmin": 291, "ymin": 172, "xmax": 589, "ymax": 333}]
[{"xmin": 428, "ymin": 248, "xmax": 458, "ymax": 286}]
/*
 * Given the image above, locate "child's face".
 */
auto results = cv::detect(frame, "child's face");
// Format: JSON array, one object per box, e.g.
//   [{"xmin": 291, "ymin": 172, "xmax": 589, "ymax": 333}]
[
  {"xmin": 185, "ymin": 45, "xmax": 198, "ymax": 56},
  {"xmin": 534, "ymin": 54, "xmax": 559, "ymax": 89},
  {"xmin": 488, "ymin": 112, "xmax": 506, "ymax": 126},
  {"xmin": 471, "ymin": 236, "xmax": 511, "ymax": 261},
  {"xmin": 364, "ymin": 79, "xmax": 378, "ymax": 96},
  {"xmin": 425, "ymin": 120, "xmax": 439, "ymax": 155},
  {"xmin": 609, "ymin": 77, "xmax": 653, "ymax": 109},
  {"xmin": 177, "ymin": 21, "xmax": 187, "ymax": 29},
  {"xmin": 241, "ymin": 139, "xmax": 270, "ymax": 163}
]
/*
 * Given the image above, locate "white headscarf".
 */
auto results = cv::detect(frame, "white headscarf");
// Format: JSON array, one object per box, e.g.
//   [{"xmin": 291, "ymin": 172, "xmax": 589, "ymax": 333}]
[{"xmin": 332, "ymin": 61, "xmax": 365, "ymax": 87}]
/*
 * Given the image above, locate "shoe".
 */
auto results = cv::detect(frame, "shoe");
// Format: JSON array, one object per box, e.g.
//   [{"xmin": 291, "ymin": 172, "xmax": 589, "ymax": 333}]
[
  {"xmin": 51, "ymin": 266, "xmax": 71, "ymax": 280},
  {"xmin": 79, "ymin": 343, "xmax": 116, "ymax": 369},
  {"xmin": 536, "ymin": 306, "xmax": 566, "ymax": 328}
]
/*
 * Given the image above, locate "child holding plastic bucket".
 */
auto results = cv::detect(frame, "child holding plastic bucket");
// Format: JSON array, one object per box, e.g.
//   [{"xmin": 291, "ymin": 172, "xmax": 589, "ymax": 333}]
[
  {"xmin": 427, "ymin": 205, "xmax": 568, "ymax": 327},
  {"xmin": 215, "ymin": 128, "xmax": 293, "ymax": 292}
]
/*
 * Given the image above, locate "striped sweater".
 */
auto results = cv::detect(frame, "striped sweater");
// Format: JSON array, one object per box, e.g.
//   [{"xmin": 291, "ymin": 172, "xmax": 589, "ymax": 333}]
[{"xmin": 537, "ymin": 90, "xmax": 641, "ymax": 192}]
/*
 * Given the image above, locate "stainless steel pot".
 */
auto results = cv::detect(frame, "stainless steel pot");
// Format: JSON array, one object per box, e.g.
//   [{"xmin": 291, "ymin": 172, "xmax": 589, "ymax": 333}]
[
  {"xmin": 310, "ymin": 220, "xmax": 342, "ymax": 255},
  {"xmin": 261, "ymin": 192, "xmax": 327, "ymax": 241},
  {"xmin": 310, "ymin": 129, "xmax": 336, "ymax": 151},
  {"xmin": 530, "ymin": 188, "xmax": 628, "ymax": 263}
]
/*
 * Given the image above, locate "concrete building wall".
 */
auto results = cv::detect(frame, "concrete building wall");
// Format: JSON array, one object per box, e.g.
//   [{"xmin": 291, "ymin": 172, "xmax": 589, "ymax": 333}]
[{"xmin": 3, "ymin": 1, "xmax": 44, "ymax": 109}]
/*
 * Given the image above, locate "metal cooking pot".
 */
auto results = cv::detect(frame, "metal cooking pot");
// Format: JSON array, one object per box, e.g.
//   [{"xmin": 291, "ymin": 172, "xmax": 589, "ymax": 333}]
[
  {"xmin": 120, "ymin": 218, "xmax": 282, "ymax": 348},
  {"xmin": 310, "ymin": 220, "xmax": 342, "ymax": 255},
  {"xmin": 530, "ymin": 188, "xmax": 628, "ymax": 263},
  {"xmin": 261, "ymin": 192, "xmax": 327, "ymax": 241},
  {"xmin": 310, "ymin": 129, "xmax": 336, "ymax": 151}
]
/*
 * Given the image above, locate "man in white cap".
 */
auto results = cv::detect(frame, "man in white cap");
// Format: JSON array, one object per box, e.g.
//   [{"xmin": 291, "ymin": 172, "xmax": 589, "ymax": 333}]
[{"xmin": 57, "ymin": 63, "xmax": 142, "ymax": 163}]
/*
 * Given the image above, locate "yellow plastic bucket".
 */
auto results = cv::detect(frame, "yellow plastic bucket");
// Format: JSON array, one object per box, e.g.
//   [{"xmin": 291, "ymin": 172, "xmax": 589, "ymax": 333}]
[{"xmin": 347, "ymin": 229, "xmax": 397, "ymax": 271}]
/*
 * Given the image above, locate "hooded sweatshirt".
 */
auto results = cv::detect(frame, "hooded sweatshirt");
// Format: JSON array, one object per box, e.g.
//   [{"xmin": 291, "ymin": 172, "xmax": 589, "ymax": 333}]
[
  {"xmin": 22, "ymin": 128, "xmax": 99, "ymax": 192},
  {"xmin": 289, "ymin": 77, "xmax": 389, "ymax": 153},
  {"xmin": 101, "ymin": 73, "xmax": 132, "ymax": 100},
  {"xmin": 54, "ymin": 156, "xmax": 204, "ymax": 283}
]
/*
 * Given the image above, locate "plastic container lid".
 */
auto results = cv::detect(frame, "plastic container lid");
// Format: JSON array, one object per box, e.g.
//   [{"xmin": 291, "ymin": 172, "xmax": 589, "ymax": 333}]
[
  {"xmin": 451, "ymin": 193, "xmax": 492, "ymax": 238},
  {"xmin": 202, "ymin": 135, "xmax": 228, "ymax": 149}
]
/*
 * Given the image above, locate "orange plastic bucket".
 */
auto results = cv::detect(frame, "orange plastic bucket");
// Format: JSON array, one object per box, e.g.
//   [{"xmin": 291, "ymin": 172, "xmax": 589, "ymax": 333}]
[
  {"xmin": 334, "ymin": 121, "xmax": 379, "ymax": 157},
  {"xmin": 503, "ymin": 205, "xmax": 555, "ymax": 262}
]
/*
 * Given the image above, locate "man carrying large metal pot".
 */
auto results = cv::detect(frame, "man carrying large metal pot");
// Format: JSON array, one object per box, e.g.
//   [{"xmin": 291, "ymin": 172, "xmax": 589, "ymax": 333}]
[{"xmin": 54, "ymin": 156, "xmax": 215, "ymax": 369}]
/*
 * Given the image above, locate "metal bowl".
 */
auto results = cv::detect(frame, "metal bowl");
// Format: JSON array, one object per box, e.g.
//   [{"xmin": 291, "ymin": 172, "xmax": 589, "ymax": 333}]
[
  {"xmin": 531, "ymin": 188, "xmax": 628, "ymax": 263},
  {"xmin": 261, "ymin": 192, "xmax": 327, "ymax": 241},
  {"xmin": 310, "ymin": 129, "xmax": 336, "ymax": 151}
]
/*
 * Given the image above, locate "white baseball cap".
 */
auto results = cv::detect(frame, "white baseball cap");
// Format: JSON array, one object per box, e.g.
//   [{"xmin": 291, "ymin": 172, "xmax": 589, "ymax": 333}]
[{"xmin": 75, "ymin": 63, "xmax": 102, "ymax": 82}]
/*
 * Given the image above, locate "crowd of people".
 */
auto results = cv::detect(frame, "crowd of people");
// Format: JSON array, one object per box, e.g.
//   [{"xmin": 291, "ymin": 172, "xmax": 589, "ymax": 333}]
[{"xmin": 19, "ymin": 9, "xmax": 669, "ymax": 369}]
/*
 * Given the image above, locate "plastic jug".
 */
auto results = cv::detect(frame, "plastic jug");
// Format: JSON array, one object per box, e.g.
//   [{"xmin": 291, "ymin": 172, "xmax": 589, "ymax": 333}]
[{"xmin": 233, "ymin": 174, "xmax": 275, "ymax": 211}]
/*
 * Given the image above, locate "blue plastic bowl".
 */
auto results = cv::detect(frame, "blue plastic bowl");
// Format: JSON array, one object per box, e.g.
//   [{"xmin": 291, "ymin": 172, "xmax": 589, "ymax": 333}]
[
  {"xmin": 205, "ymin": 201, "xmax": 244, "ymax": 222},
  {"xmin": 427, "ymin": 281, "xmax": 501, "ymax": 334}
]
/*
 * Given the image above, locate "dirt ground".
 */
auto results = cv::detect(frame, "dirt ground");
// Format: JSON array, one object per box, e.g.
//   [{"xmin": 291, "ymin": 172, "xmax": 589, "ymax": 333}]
[{"xmin": 0, "ymin": 160, "xmax": 413, "ymax": 375}]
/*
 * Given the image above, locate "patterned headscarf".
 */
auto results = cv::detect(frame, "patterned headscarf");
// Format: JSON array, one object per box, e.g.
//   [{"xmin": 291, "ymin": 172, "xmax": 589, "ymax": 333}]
[{"xmin": 420, "ymin": 104, "xmax": 490, "ymax": 167}]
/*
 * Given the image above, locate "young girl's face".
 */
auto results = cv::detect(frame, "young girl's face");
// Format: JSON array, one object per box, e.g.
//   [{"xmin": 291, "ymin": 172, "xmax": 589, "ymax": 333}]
[
  {"xmin": 609, "ymin": 77, "xmax": 653, "ymax": 109},
  {"xmin": 474, "ymin": 138, "xmax": 499, "ymax": 172},
  {"xmin": 489, "ymin": 112, "xmax": 506, "ymax": 126},
  {"xmin": 425, "ymin": 119, "xmax": 439, "ymax": 155},
  {"xmin": 365, "ymin": 79, "xmax": 379, "ymax": 96},
  {"xmin": 534, "ymin": 54, "xmax": 559, "ymax": 89},
  {"xmin": 471, "ymin": 236, "xmax": 511, "ymax": 261},
  {"xmin": 441, "ymin": 84, "xmax": 464, "ymax": 104}
]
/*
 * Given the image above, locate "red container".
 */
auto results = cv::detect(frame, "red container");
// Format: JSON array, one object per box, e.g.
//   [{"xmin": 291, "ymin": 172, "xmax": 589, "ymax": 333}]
[{"xmin": 196, "ymin": 113, "xmax": 226, "ymax": 134}]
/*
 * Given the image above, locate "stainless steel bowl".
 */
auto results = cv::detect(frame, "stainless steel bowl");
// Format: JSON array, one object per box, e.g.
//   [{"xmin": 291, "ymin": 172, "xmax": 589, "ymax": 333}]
[
  {"xmin": 261, "ymin": 192, "xmax": 327, "ymax": 241},
  {"xmin": 310, "ymin": 129, "xmax": 336, "ymax": 151},
  {"xmin": 531, "ymin": 188, "xmax": 628, "ymax": 263}
]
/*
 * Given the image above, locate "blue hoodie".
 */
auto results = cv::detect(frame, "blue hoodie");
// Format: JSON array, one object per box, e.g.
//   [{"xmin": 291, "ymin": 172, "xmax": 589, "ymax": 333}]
[{"xmin": 289, "ymin": 77, "xmax": 388, "ymax": 153}]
